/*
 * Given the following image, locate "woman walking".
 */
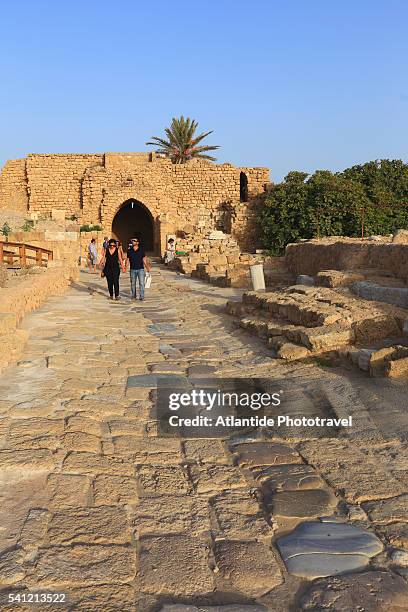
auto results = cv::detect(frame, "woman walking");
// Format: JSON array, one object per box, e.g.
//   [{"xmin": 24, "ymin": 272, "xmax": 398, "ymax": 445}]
[{"xmin": 99, "ymin": 238, "xmax": 126, "ymax": 300}]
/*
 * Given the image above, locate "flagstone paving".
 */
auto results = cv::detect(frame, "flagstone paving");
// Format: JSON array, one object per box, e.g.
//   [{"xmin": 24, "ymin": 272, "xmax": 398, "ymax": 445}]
[{"xmin": 0, "ymin": 265, "xmax": 407, "ymax": 610}]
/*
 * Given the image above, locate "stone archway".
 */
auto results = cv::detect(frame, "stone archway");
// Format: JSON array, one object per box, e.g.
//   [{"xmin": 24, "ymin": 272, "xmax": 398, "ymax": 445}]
[{"xmin": 111, "ymin": 199, "xmax": 155, "ymax": 252}]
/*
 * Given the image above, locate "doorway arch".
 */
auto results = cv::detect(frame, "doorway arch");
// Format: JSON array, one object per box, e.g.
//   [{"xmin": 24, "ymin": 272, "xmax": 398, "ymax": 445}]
[
  {"xmin": 240, "ymin": 172, "xmax": 248, "ymax": 202},
  {"xmin": 111, "ymin": 199, "xmax": 155, "ymax": 252}
]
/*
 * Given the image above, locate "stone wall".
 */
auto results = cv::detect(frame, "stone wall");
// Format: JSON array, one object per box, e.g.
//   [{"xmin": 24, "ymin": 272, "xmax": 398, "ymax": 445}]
[
  {"xmin": 6, "ymin": 228, "xmax": 81, "ymax": 268},
  {"xmin": 0, "ymin": 152, "xmax": 270, "ymax": 254},
  {"xmin": 285, "ymin": 238, "xmax": 408, "ymax": 283},
  {"xmin": 0, "ymin": 159, "xmax": 28, "ymax": 212},
  {"xmin": 26, "ymin": 154, "xmax": 104, "ymax": 215},
  {"xmin": 0, "ymin": 265, "xmax": 78, "ymax": 372}
]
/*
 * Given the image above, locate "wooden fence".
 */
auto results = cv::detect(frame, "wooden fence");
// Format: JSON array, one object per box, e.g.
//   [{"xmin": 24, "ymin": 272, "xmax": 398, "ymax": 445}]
[{"xmin": 0, "ymin": 241, "xmax": 53, "ymax": 267}]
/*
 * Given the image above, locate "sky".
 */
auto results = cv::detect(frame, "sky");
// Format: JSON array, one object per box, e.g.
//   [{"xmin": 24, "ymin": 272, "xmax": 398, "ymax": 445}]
[{"xmin": 0, "ymin": 0, "xmax": 407, "ymax": 182}]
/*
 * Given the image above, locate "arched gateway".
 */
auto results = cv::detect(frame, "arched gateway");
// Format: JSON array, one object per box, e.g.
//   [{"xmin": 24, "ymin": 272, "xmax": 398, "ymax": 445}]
[
  {"xmin": 111, "ymin": 199, "xmax": 155, "ymax": 253},
  {"xmin": 0, "ymin": 152, "xmax": 270, "ymax": 254}
]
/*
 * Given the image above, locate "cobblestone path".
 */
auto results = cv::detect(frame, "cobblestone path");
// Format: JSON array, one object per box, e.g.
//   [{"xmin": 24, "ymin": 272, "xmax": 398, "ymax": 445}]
[{"xmin": 0, "ymin": 266, "xmax": 407, "ymax": 611}]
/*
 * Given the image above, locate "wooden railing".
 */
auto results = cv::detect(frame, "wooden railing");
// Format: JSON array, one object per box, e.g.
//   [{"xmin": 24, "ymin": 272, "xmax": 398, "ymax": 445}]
[{"xmin": 0, "ymin": 241, "xmax": 53, "ymax": 267}]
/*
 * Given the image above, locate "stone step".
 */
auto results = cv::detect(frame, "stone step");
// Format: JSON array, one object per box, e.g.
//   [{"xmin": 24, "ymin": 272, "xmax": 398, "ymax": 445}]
[{"xmin": 242, "ymin": 291, "xmax": 344, "ymax": 327}]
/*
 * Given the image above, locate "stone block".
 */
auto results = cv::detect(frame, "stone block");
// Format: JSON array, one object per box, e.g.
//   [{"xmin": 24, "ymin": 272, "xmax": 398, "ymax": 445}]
[
  {"xmin": 46, "ymin": 506, "xmax": 131, "ymax": 545},
  {"xmin": 393, "ymin": 229, "xmax": 408, "ymax": 244},
  {"xmin": 363, "ymin": 494, "xmax": 408, "ymax": 524},
  {"xmin": 277, "ymin": 520, "xmax": 383, "ymax": 579},
  {"xmin": 255, "ymin": 463, "xmax": 324, "ymax": 491},
  {"xmin": 189, "ymin": 464, "xmax": 247, "ymax": 493},
  {"xmin": 232, "ymin": 442, "xmax": 301, "ymax": 467},
  {"xmin": 300, "ymin": 571, "xmax": 408, "ymax": 609},
  {"xmin": 47, "ymin": 474, "xmax": 91, "ymax": 508},
  {"xmin": 316, "ymin": 269, "xmax": 366, "ymax": 287},
  {"xmin": 136, "ymin": 465, "xmax": 191, "ymax": 495},
  {"xmin": 132, "ymin": 495, "xmax": 210, "ymax": 537},
  {"xmin": 268, "ymin": 489, "xmax": 338, "ymax": 518},
  {"xmin": 210, "ymin": 490, "xmax": 271, "ymax": 539},
  {"xmin": 299, "ymin": 440, "xmax": 405, "ymax": 503},
  {"xmin": 352, "ymin": 281, "xmax": 408, "ymax": 310},
  {"xmin": 277, "ymin": 342, "xmax": 310, "ymax": 360},
  {"xmin": 138, "ymin": 535, "xmax": 214, "ymax": 596},
  {"xmin": 386, "ymin": 356, "xmax": 408, "ymax": 377},
  {"xmin": 34, "ymin": 544, "xmax": 136, "ymax": 585},
  {"xmin": 214, "ymin": 540, "xmax": 283, "ymax": 596},
  {"xmin": 296, "ymin": 275, "xmax": 315, "ymax": 286},
  {"xmin": 93, "ymin": 474, "xmax": 139, "ymax": 505},
  {"xmin": 51, "ymin": 208, "xmax": 66, "ymax": 221}
]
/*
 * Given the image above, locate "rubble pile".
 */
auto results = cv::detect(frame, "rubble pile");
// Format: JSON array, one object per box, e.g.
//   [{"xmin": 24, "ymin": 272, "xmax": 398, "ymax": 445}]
[
  {"xmin": 170, "ymin": 231, "xmax": 258, "ymax": 288},
  {"xmin": 171, "ymin": 231, "xmax": 294, "ymax": 288},
  {"xmin": 227, "ymin": 284, "xmax": 408, "ymax": 371}
]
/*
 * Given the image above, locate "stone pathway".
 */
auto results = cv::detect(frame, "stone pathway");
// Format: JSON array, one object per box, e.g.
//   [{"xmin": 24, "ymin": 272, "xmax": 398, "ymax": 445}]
[{"xmin": 0, "ymin": 265, "xmax": 407, "ymax": 610}]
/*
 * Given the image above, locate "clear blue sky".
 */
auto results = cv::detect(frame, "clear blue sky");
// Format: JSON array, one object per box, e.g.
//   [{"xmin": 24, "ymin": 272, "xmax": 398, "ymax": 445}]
[{"xmin": 0, "ymin": 0, "xmax": 407, "ymax": 181}]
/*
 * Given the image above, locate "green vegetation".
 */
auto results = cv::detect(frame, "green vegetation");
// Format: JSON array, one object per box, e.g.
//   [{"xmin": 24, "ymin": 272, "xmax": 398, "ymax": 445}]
[
  {"xmin": 260, "ymin": 160, "xmax": 408, "ymax": 255},
  {"xmin": 1, "ymin": 222, "xmax": 11, "ymax": 236},
  {"xmin": 80, "ymin": 224, "xmax": 103, "ymax": 232},
  {"xmin": 21, "ymin": 219, "xmax": 35, "ymax": 231},
  {"xmin": 146, "ymin": 116, "xmax": 219, "ymax": 164}
]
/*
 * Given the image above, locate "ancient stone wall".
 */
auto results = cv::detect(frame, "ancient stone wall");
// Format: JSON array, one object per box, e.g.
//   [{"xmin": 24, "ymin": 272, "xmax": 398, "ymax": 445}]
[
  {"xmin": 26, "ymin": 154, "xmax": 104, "ymax": 215},
  {"xmin": 285, "ymin": 238, "xmax": 408, "ymax": 282},
  {"xmin": 0, "ymin": 159, "xmax": 28, "ymax": 211},
  {"xmin": 0, "ymin": 152, "xmax": 270, "ymax": 254}
]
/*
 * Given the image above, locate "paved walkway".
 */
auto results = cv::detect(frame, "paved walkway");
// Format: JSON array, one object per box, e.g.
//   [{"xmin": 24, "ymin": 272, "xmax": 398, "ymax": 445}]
[{"xmin": 0, "ymin": 265, "xmax": 407, "ymax": 611}]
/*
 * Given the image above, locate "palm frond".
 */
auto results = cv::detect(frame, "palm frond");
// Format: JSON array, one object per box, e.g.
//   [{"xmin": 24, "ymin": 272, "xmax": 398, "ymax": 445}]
[{"xmin": 146, "ymin": 116, "xmax": 219, "ymax": 163}]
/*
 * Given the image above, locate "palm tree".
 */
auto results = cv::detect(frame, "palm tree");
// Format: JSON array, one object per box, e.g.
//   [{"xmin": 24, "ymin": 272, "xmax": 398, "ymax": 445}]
[{"xmin": 146, "ymin": 116, "xmax": 219, "ymax": 164}]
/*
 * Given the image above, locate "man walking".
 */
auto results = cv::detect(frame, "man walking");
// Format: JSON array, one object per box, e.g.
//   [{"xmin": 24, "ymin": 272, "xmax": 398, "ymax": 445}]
[
  {"xmin": 88, "ymin": 238, "xmax": 98, "ymax": 273},
  {"xmin": 126, "ymin": 238, "xmax": 150, "ymax": 300}
]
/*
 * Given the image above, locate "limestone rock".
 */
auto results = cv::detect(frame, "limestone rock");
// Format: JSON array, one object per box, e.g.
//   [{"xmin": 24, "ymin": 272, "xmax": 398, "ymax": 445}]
[
  {"xmin": 364, "ymin": 494, "xmax": 408, "ymax": 524},
  {"xmin": 214, "ymin": 540, "xmax": 283, "ymax": 596},
  {"xmin": 46, "ymin": 506, "xmax": 131, "ymax": 545},
  {"xmin": 300, "ymin": 570, "xmax": 408, "ymax": 610},
  {"xmin": 210, "ymin": 490, "xmax": 272, "ymax": 539},
  {"xmin": 34, "ymin": 544, "xmax": 136, "ymax": 585},
  {"xmin": 277, "ymin": 343, "xmax": 310, "ymax": 360},
  {"xmin": 138, "ymin": 535, "xmax": 215, "ymax": 596},
  {"xmin": 277, "ymin": 520, "xmax": 383, "ymax": 579},
  {"xmin": 255, "ymin": 463, "xmax": 324, "ymax": 491},
  {"xmin": 189, "ymin": 464, "xmax": 247, "ymax": 494},
  {"xmin": 92, "ymin": 474, "xmax": 139, "ymax": 505},
  {"xmin": 136, "ymin": 465, "xmax": 191, "ymax": 495},
  {"xmin": 232, "ymin": 442, "xmax": 301, "ymax": 468},
  {"xmin": 0, "ymin": 548, "xmax": 25, "ymax": 584},
  {"xmin": 393, "ymin": 228, "xmax": 408, "ymax": 244},
  {"xmin": 132, "ymin": 495, "xmax": 210, "ymax": 537},
  {"xmin": 267, "ymin": 488, "xmax": 338, "ymax": 518}
]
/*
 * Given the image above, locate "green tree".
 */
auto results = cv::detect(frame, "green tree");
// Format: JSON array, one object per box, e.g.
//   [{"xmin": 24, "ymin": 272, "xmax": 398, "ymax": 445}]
[
  {"xmin": 306, "ymin": 171, "xmax": 369, "ymax": 238},
  {"xmin": 146, "ymin": 116, "xmax": 219, "ymax": 164},
  {"xmin": 342, "ymin": 159, "xmax": 408, "ymax": 207},
  {"xmin": 258, "ymin": 160, "xmax": 408, "ymax": 255},
  {"xmin": 259, "ymin": 172, "xmax": 309, "ymax": 255}
]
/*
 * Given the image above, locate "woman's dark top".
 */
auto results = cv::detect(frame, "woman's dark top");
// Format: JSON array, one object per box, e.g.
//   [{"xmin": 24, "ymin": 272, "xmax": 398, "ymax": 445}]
[{"xmin": 104, "ymin": 247, "xmax": 120, "ymax": 275}]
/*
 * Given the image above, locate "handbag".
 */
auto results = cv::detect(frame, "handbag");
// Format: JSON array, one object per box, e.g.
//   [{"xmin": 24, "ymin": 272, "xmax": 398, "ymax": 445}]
[{"xmin": 145, "ymin": 272, "xmax": 152, "ymax": 289}]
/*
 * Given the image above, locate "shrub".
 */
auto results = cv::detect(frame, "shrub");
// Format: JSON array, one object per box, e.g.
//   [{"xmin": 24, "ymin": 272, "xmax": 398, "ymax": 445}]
[
  {"xmin": 1, "ymin": 222, "xmax": 11, "ymax": 236},
  {"xmin": 21, "ymin": 219, "xmax": 35, "ymax": 231},
  {"xmin": 259, "ymin": 160, "xmax": 408, "ymax": 254},
  {"xmin": 80, "ymin": 224, "xmax": 102, "ymax": 232}
]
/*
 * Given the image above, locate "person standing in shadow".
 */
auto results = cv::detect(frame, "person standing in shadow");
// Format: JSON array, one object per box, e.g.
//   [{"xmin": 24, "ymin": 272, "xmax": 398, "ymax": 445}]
[{"xmin": 99, "ymin": 238, "xmax": 126, "ymax": 300}]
